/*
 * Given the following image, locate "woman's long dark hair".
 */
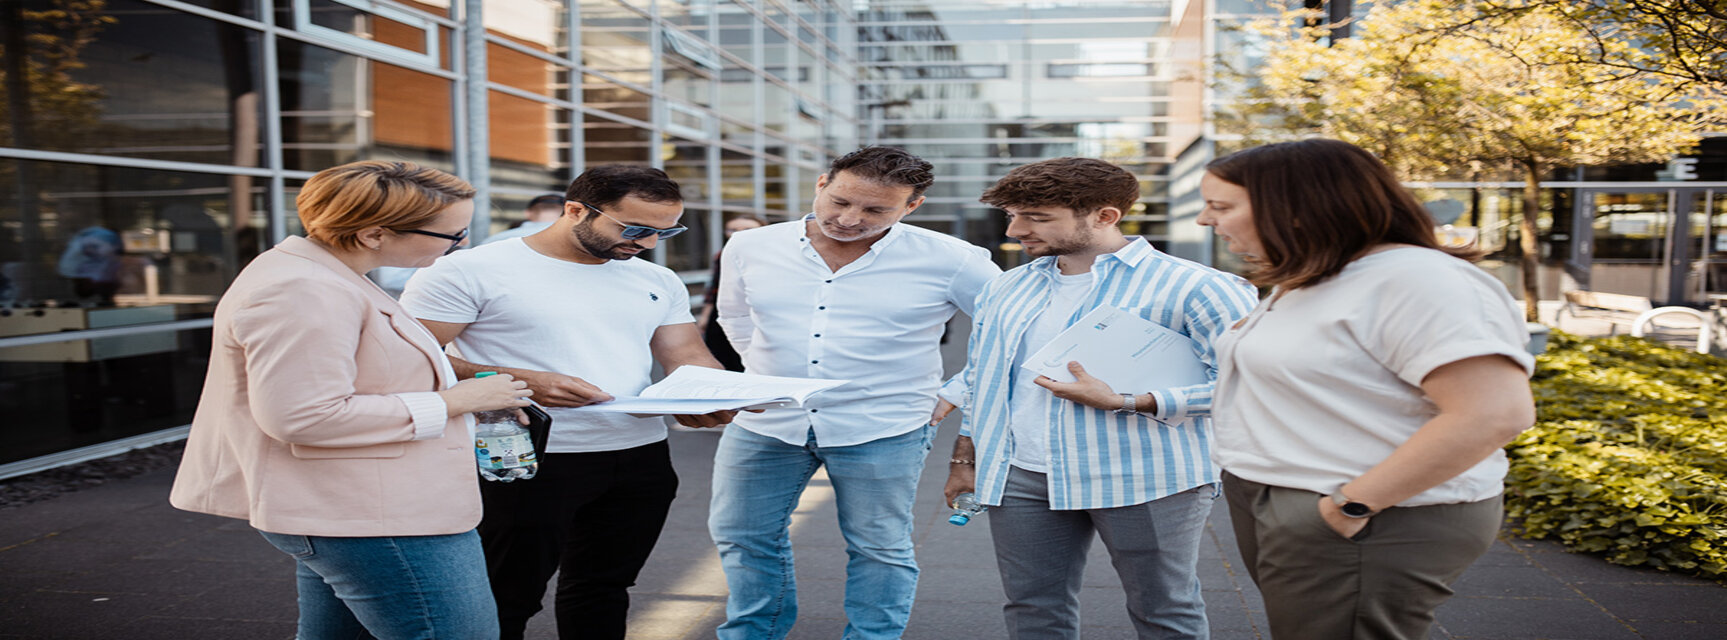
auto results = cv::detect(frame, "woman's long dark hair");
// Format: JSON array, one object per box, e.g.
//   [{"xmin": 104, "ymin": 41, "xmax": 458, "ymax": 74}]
[{"xmin": 1206, "ymin": 139, "xmax": 1474, "ymax": 289}]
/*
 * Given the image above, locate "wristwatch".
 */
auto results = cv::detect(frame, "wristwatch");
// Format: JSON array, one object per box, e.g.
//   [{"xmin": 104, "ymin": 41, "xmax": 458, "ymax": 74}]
[
  {"xmin": 1329, "ymin": 491, "xmax": 1379, "ymax": 518},
  {"xmin": 1114, "ymin": 393, "xmax": 1137, "ymax": 415}
]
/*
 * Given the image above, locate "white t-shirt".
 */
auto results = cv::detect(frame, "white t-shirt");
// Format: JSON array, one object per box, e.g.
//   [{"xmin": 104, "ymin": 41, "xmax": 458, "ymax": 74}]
[
  {"xmin": 1007, "ymin": 269, "xmax": 1095, "ymax": 472},
  {"xmin": 400, "ymin": 238, "xmax": 694, "ymax": 453},
  {"xmin": 1211, "ymin": 247, "xmax": 1535, "ymax": 506}
]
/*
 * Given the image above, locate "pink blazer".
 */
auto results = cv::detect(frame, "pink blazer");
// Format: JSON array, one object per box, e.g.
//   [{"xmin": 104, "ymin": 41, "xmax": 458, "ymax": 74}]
[{"xmin": 170, "ymin": 237, "xmax": 481, "ymax": 537}]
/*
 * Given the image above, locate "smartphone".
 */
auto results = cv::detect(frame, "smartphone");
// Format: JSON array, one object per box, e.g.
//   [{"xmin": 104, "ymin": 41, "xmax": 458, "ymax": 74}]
[{"xmin": 523, "ymin": 404, "xmax": 552, "ymax": 458}]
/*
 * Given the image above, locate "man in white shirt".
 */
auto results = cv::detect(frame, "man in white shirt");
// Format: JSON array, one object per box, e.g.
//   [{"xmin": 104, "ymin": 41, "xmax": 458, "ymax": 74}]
[
  {"xmin": 710, "ymin": 146, "xmax": 1002, "ymax": 640},
  {"xmin": 400, "ymin": 165, "xmax": 734, "ymax": 640},
  {"xmin": 483, "ymin": 193, "xmax": 566, "ymax": 245}
]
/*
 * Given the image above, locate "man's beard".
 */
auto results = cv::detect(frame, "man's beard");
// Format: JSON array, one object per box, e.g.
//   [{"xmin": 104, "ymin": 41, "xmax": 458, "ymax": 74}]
[
  {"xmin": 1023, "ymin": 225, "xmax": 1094, "ymax": 257},
  {"xmin": 574, "ymin": 220, "xmax": 646, "ymax": 260}
]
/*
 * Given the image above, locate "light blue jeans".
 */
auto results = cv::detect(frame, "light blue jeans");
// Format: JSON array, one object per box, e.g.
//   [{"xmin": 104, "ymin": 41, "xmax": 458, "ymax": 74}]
[
  {"xmin": 708, "ymin": 424, "xmax": 936, "ymax": 640},
  {"xmin": 989, "ymin": 467, "xmax": 1215, "ymax": 640},
  {"xmin": 259, "ymin": 529, "xmax": 499, "ymax": 640}
]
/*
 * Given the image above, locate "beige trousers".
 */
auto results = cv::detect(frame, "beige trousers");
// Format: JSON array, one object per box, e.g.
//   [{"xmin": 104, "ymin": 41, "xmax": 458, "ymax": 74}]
[{"xmin": 1221, "ymin": 472, "xmax": 1502, "ymax": 640}]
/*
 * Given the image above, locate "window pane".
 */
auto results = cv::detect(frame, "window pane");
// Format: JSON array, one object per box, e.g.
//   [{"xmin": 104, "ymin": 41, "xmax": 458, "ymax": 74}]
[
  {"xmin": 489, "ymin": 91, "xmax": 570, "ymax": 198},
  {"xmin": 277, "ymin": 40, "xmax": 455, "ymax": 172},
  {"xmin": 582, "ymin": 116, "xmax": 650, "ymax": 165},
  {"xmin": 581, "ymin": 0, "xmax": 651, "ymax": 73},
  {"xmin": 584, "ymin": 74, "xmax": 653, "ymax": 124},
  {"xmin": 0, "ymin": 0, "xmax": 265, "ymax": 166},
  {"xmin": 0, "ymin": 327, "xmax": 212, "ymax": 464},
  {"xmin": 1, "ymin": 158, "xmax": 265, "ymax": 308}
]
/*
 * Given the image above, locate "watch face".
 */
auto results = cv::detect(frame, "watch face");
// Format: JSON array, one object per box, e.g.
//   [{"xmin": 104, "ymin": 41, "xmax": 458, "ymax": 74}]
[{"xmin": 1341, "ymin": 502, "xmax": 1374, "ymax": 518}]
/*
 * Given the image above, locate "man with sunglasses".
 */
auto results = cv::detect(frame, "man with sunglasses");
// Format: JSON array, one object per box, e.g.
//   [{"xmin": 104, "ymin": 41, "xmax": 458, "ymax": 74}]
[
  {"xmin": 400, "ymin": 165, "xmax": 733, "ymax": 640},
  {"xmin": 708, "ymin": 147, "xmax": 1002, "ymax": 639}
]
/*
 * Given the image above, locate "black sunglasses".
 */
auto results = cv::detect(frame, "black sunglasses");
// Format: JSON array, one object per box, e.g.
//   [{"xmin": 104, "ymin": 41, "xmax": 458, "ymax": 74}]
[
  {"xmin": 579, "ymin": 201, "xmax": 687, "ymax": 240},
  {"xmin": 397, "ymin": 227, "xmax": 469, "ymax": 255}
]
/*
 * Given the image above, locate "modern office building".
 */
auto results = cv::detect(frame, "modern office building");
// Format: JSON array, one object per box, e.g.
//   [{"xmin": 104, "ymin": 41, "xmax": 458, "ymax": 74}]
[
  {"xmin": 2, "ymin": 0, "xmax": 1721, "ymax": 474},
  {"xmin": 0, "ymin": 0, "xmax": 863, "ymax": 473}
]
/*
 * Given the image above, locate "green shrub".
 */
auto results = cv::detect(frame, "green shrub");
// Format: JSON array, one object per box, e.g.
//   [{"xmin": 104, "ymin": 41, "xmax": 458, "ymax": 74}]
[{"xmin": 1506, "ymin": 330, "xmax": 1727, "ymax": 577}]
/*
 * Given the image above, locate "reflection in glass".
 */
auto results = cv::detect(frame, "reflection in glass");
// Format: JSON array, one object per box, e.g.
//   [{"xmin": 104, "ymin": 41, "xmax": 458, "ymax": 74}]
[
  {"xmin": 0, "ymin": 327, "xmax": 212, "ymax": 465},
  {"xmin": 583, "ymin": 115, "xmax": 651, "ymax": 165},
  {"xmin": 0, "ymin": 0, "xmax": 264, "ymax": 166},
  {"xmin": 489, "ymin": 91, "xmax": 568, "ymax": 193},
  {"xmin": 1, "ymin": 158, "xmax": 263, "ymax": 309},
  {"xmin": 582, "ymin": 0, "xmax": 652, "ymax": 72},
  {"xmin": 584, "ymin": 73, "xmax": 653, "ymax": 124},
  {"xmin": 277, "ymin": 40, "xmax": 455, "ymax": 172}
]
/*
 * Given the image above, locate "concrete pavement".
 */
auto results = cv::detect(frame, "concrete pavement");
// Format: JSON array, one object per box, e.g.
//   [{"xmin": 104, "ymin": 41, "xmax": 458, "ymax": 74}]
[
  {"xmin": 2, "ymin": 425, "xmax": 1725, "ymax": 639},
  {"xmin": 2, "ymin": 302, "xmax": 1724, "ymax": 638}
]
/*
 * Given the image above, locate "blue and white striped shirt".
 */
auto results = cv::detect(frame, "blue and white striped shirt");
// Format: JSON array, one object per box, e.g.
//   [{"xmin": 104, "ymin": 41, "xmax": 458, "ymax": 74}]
[{"xmin": 956, "ymin": 238, "xmax": 1257, "ymax": 510}]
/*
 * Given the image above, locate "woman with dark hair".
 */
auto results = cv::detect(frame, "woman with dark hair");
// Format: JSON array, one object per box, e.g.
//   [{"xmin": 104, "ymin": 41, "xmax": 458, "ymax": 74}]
[
  {"xmin": 171, "ymin": 161, "xmax": 534, "ymax": 639},
  {"xmin": 698, "ymin": 214, "xmax": 767, "ymax": 372},
  {"xmin": 1198, "ymin": 139, "xmax": 1536, "ymax": 639}
]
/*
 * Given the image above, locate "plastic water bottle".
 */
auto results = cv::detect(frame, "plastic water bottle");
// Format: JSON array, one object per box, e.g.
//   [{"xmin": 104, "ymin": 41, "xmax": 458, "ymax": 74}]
[
  {"xmin": 472, "ymin": 372, "xmax": 537, "ymax": 482},
  {"xmin": 948, "ymin": 492, "xmax": 985, "ymax": 526}
]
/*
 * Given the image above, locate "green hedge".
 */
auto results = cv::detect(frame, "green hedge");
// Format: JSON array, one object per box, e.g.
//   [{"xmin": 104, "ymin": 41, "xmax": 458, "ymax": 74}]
[{"xmin": 1506, "ymin": 330, "xmax": 1727, "ymax": 577}]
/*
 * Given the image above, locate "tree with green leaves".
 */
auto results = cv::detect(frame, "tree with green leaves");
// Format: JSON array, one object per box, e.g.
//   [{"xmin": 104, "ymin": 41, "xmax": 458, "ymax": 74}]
[{"xmin": 1220, "ymin": 0, "xmax": 1724, "ymax": 319}]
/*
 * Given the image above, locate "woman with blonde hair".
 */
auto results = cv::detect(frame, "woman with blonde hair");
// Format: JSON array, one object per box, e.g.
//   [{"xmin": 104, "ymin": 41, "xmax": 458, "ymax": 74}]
[
  {"xmin": 171, "ymin": 160, "xmax": 532, "ymax": 639},
  {"xmin": 1198, "ymin": 139, "xmax": 1536, "ymax": 639}
]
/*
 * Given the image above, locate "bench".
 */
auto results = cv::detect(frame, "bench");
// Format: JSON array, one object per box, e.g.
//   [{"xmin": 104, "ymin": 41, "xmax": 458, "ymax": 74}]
[{"xmin": 1557, "ymin": 290, "xmax": 1653, "ymax": 335}]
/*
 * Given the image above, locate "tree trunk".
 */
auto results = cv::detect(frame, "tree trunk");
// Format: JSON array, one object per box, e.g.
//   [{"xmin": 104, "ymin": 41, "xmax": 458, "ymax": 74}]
[{"xmin": 1519, "ymin": 161, "xmax": 1544, "ymax": 321}]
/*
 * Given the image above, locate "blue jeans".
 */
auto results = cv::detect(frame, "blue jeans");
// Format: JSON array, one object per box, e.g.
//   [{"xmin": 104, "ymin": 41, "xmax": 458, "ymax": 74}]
[
  {"xmin": 259, "ymin": 529, "xmax": 499, "ymax": 640},
  {"xmin": 708, "ymin": 424, "xmax": 936, "ymax": 640},
  {"xmin": 989, "ymin": 467, "xmax": 1215, "ymax": 640}
]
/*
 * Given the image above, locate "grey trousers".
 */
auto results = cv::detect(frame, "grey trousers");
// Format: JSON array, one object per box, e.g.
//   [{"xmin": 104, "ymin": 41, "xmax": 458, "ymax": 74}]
[
  {"xmin": 1221, "ymin": 471, "xmax": 1502, "ymax": 640},
  {"xmin": 987, "ymin": 467, "xmax": 1215, "ymax": 640}
]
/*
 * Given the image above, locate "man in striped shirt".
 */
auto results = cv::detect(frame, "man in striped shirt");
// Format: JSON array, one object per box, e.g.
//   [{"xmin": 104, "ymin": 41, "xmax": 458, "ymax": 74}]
[{"xmin": 939, "ymin": 158, "xmax": 1257, "ymax": 639}]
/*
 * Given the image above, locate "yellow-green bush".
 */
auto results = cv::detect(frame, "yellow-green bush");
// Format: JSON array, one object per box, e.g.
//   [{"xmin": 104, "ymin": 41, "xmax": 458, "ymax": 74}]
[{"xmin": 1507, "ymin": 331, "xmax": 1727, "ymax": 576}]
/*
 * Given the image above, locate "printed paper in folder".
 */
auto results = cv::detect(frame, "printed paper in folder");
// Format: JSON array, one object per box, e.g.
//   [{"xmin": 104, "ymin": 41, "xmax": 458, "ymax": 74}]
[{"xmin": 1020, "ymin": 306, "xmax": 1209, "ymax": 392}]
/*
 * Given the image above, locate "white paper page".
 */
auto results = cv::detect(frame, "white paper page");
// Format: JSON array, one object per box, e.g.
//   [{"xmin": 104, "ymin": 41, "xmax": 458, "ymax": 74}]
[
  {"xmin": 562, "ymin": 367, "xmax": 849, "ymax": 416},
  {"xmin": 1020, "ymin": 306, "xmax": 1210, "ymax": 393},
  {"xmin": 639, "ymin": 366, "xmax": 847, "ymax": 404},
  {"xmin": 561, "ymin": 396, "xmax": 790, "ymax": 417}
]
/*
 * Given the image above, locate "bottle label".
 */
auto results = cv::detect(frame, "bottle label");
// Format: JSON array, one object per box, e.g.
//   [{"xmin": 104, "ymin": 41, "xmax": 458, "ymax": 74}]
[{"xmin": 475, "ymin": 433, "xmax": 536, "ymax": 470}]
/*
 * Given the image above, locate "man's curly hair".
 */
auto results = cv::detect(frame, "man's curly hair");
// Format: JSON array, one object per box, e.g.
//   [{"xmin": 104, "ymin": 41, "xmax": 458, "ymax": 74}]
[{"xmin": 979, "ymin": 157, "xmax": 1139, "ymax": 215}]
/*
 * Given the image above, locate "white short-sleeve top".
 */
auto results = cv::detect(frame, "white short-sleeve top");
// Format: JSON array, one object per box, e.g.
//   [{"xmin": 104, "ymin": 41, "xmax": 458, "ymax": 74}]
[{"xmin": 1211, "ymin": 247, "xmax": 1535, "ymax": 506}]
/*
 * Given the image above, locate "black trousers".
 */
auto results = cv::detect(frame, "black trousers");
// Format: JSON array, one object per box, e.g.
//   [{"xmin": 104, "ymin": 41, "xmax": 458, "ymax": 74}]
[{"xmin": 478, "ymin": 439, "xmax": 679, "ymax": 640}]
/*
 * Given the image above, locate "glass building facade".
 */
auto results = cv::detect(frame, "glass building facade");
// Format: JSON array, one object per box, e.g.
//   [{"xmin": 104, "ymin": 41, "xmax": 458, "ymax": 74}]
[
  {"xmin": 9, "ymin": 0, "xmax": 1716, "ymax": 471},
  {"xmin": 855, "ymin": 0, "xmax": 1202, "ymax": 268},
  {"xmin": 0, "ymin": 0, "xmax": 860, "ymax": 471}
]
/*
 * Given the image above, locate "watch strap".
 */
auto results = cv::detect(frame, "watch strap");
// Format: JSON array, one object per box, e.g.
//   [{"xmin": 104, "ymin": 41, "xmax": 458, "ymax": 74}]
[
  {"xmin": 1114, "ymin": 393, "xmax": 1137, "ymax": 414},
  {"xmin": 1329, "ymin": 491, "xmax": 1379, "ymax": 518}
]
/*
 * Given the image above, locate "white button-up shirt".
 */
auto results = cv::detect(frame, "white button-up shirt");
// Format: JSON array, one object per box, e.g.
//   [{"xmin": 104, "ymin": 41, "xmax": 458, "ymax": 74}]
[{"xmin": 717, "ymin": 215, "xmax": 1001, "ymax": 446}]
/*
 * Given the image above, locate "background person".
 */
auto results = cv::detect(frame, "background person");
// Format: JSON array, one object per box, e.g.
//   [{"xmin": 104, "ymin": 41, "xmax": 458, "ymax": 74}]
[
  {"xmin": 1197, "ymin": 139, "xmax": 1536, "ymax": 639},
  {"xmin": 401, "ymin": 165, "xmax": 734, "ymax": 640},
  {"xmin": 484, "ymin": 193, "xmax": 569, "ymax": 245},
  {"xmin": 698, "ymin": 214, "xmax": 768, "ymax": 372},
  {"xmin": 169, "ymin": 160, "xmax": 534, "ymax": 640},
  {"xmin": 57, "ymin": 225, "xmax": 122, "ymax": 305},
  {"xmin": 942, "ymin": 157, "xmax": 1256, "ymax": 639}
]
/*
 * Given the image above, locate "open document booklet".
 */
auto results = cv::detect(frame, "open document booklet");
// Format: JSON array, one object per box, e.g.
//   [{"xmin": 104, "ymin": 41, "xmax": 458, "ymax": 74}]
[
  {"xmin": 564, "ymin": 366, "xmax": 849, "ymax": 418},
  {"xmin": 1020, "ymin": 305, "xmax": 1210, "ymax": 393}
]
